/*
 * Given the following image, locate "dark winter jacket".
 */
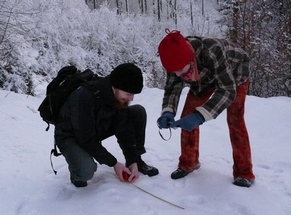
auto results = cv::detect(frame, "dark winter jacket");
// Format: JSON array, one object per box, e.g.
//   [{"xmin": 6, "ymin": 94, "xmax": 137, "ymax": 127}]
[
  {"xmin": 162, "ymin": 36, "xmax": 250, "ymax": 121},
  {"xmin": 54, "ymin": 76, "xmax": 139, "ymax": 167}
]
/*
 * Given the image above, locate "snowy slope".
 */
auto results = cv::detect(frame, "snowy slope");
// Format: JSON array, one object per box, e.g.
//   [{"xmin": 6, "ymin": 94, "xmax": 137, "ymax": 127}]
[{"xmin": 1, "ymin": 88, "xmax": 291, "ymax": 215}]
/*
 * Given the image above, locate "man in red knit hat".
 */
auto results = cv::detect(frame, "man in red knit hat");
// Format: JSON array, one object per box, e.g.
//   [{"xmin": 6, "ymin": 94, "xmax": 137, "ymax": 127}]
[{"xmin": 157, "ymin": 29, "xmax": 255, "ymax": 187}]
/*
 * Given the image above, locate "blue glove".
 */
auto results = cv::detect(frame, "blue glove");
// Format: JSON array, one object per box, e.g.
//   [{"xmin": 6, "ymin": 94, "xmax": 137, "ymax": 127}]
[
  {"xmin": 157, "ymin": 112, "xmax": 175, "ymax": 129},
  {"xmin": 170, "ymin": 111, "xmax": 205, "ymax": 131}
]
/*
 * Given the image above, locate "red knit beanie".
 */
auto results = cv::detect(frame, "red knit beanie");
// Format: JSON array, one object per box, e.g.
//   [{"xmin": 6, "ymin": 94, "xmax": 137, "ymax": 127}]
[{"xmin": 158, "ymin": 29, "xmax": 192, "ymax": 72}]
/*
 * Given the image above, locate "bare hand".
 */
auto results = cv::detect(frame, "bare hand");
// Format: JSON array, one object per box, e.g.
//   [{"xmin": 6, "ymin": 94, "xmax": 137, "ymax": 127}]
[
  {"xmin": 113, "ymin": 162, "xmax": 139, "ymax": 183},
  {"xmin": 126, "ymin": 163, "xmax": 139, "ymax": 183}
]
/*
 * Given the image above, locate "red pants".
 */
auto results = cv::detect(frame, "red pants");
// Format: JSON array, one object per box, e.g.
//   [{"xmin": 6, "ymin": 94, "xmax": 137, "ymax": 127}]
[{"xmin": 178, "ymin": 81, "xmax": 255, "ymax": 181}]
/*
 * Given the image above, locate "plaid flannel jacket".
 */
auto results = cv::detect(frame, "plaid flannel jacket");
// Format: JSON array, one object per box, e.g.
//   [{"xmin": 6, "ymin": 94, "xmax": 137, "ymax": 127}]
[{"xmin": 162, "ymin": 36, "xmax": 250, "ymax": 121}]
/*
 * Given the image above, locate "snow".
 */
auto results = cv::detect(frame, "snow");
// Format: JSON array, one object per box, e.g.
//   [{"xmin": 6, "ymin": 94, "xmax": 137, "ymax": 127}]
[
  {"xmin": 1, "ymin": 0, "xmax": 291, "ymax": 214},
  {"xmin": 1, "ymin": 87, "xmax": 291, "ymax": 215}
]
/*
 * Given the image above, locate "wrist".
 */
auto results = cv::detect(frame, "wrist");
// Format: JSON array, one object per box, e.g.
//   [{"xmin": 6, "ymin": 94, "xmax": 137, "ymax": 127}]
[
  {"xmin": 194, "ymin": 110, "xmax": 205, "ymax": 123},
  {"xmin": 163, "ymin": 111, "xmax": 174, "ymax": 116},
  {"xmin": 113, "ymin": 161, "xmax": 119, "ymax": 167}
]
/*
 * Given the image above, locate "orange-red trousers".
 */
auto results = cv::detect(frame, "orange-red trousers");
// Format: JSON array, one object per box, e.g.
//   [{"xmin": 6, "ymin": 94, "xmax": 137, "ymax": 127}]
[{"xmin": 179, "ymin": 80, "xmax": 255, "ymax": 181}]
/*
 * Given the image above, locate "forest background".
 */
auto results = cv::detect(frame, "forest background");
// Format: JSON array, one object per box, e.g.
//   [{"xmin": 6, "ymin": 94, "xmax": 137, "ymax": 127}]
[{"xmin": 0, "ymin": 0, "xmax": 290, "ymax": 97}]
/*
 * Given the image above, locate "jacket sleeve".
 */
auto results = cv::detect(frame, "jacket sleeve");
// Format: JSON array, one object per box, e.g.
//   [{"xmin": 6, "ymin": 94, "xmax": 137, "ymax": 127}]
[
  {"xmin": 162, "ymin": 72, "xmax": 184, "ymax": 115},
  {"xmin": 196, "ymin": 39, "xmax": 237, "ymax": 121},
  {"xmin": 69, "ymin": 87, "xmax": 117, "ymax": 167}
]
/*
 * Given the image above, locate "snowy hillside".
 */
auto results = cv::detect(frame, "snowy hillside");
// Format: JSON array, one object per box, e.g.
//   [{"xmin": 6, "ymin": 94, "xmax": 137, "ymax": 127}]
[{"xmin": 1, "ymin": 87, "xmax": 291, "ymax": 215}]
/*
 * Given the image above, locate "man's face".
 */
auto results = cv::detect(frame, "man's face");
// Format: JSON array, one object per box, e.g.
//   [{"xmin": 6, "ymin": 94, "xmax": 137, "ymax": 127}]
[{"xmin": 112, "ymin": 87, "xmax": 134, "ymax": 109}]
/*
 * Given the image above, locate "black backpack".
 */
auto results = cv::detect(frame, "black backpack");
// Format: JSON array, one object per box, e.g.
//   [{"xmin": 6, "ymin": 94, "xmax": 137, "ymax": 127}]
[
  {"xmin": 38, "ymin": 66, "xmax": 100, "ymax": 174},
  {"xmin": 38, "ymin": 66, "xmax": 96, "ymax": 131}
]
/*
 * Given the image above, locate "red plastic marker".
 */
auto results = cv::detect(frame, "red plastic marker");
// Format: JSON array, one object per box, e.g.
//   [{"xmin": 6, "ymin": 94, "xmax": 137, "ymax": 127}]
[{"xmin": 122, "ymin": 171, "xmax": 130, "ymax": 181}]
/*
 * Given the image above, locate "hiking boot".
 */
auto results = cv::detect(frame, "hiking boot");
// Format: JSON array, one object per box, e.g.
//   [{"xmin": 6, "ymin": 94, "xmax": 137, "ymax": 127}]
[
  {"xmin": 70, "ymin": 176, "xmax": 87, "ymax": 188},
  {"xmin": 137, "ymin": 160, "xmax": 159, "ymax": 177},
  {"xmin": 171, "ymin": 168, "xmax": 189, "ymax": 179},
  {"xmin": 171, "ymin": 162, "xmax": 201, "ymax": 180},
  {"xmin": 233, "ymin": 177, "xmax": 252, "ymax": 188}
]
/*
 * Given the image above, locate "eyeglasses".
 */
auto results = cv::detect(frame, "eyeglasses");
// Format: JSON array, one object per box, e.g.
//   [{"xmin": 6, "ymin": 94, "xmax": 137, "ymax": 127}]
[{"xmin": 180, "ymin": 62, "xmax": 193, "ymax": 79}]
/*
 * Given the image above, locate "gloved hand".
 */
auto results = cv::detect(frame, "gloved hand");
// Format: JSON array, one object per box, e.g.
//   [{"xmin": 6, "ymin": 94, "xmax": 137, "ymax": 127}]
[
  {"xmin": 170, "ymin": 111, "xmax": 205, "ymax": 132},
  {"xmin": 157, "ymin": 112, "xmax": 175, "ymax": 129}
]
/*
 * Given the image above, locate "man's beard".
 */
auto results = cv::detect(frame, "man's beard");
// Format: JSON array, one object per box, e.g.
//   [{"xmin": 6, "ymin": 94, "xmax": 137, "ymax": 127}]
[{"xmin": 115, "ymin": 99, "xmax": 130, "ymax": 109}]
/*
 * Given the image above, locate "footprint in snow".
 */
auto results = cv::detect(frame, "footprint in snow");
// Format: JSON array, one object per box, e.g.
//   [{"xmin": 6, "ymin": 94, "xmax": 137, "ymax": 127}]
[
  {"xmin": 56, "ymin": 184, "xmax": 77, "ymax": 200},
  {"xmin": 225, "ymin": 202, "xmax": 253, "ymax": 215}
]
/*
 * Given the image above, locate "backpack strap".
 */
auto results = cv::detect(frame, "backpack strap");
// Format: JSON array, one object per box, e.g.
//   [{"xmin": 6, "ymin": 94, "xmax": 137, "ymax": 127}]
[
  {"xmin": 50, "ymin": 142, "xmax": 62, "ymax": 175},
  {"xmin": 45, "ymin": 121, "xmax": 50, "ymax": 131}
]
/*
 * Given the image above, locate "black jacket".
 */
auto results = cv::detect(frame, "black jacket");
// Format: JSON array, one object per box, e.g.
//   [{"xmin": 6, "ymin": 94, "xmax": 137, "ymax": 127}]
[{"xmin": 54, "ymin": 76, "xmax": 139, "ymax": 167}]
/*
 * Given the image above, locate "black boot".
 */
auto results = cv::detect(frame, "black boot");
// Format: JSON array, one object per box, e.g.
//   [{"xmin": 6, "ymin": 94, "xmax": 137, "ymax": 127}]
[
  {"xmin": 233, "ymin": 177, "xmax": 252, "ymax": 188},
  {"xmin": 171, "ymin": 168, "xmax": 189, "ymax": 179},
  {"xmin": 70, "ymin": 175, "xmax": 87, "ymax": 187},
  {"xmin": 137, "ymin": 160, "xmax": 159, "ymax": 177},
  {"xmin": 171, "ymin": 162, "xmax": 201, "ymax": 179}
]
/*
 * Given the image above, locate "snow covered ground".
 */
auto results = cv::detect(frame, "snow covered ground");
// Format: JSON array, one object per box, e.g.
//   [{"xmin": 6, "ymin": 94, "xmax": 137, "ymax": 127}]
[{"xmin": 1, "ymin": 87, "xmax": 291, "ymax": 215}]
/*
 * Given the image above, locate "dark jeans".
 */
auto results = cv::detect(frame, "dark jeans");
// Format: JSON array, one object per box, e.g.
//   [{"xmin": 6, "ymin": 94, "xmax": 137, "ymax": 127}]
[{"xmin": 57, "ymin": 104, "xmax": 147, "ymax": 182}]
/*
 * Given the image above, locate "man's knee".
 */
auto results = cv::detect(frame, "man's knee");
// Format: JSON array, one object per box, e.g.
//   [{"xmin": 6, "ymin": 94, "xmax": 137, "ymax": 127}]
[
  {"xmin": 58, "ymin": 140, "xmax": 97, "ymax": 181},
  {"xmin": 71, "ymin": 160, "xmax": 97, "ymax": 181},
  {"xmin": 79, "ymin": 161, "xmax": 97, "ymax": 181},
  {"xmin": 129, "ymin": 104, "xmax": 146, "ymax": 119}
]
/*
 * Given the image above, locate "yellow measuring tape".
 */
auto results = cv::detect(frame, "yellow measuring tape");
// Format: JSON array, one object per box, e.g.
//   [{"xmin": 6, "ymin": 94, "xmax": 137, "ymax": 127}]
[{"xmin": 132, "ymin": 183, "xmax": 185, "ymax": 210}]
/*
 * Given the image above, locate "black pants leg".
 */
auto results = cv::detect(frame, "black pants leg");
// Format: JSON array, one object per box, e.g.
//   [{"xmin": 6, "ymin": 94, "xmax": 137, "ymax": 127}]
[
  {"xmin": 100, "ymin": 104, "xmax": 147, "ymax": 155},
  {"xmin": 57, "ymin": 138, "xmax": 97, "ymax": 182},
  {"xmin": 128, "ymin": 104, "xmax": 147, "ymax": 155}
]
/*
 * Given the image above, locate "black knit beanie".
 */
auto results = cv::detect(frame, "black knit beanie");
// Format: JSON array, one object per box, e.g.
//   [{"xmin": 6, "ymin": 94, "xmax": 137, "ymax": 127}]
[{"xmin": 110, "ymin": 63, "xmax": 143, "ymax": 94}]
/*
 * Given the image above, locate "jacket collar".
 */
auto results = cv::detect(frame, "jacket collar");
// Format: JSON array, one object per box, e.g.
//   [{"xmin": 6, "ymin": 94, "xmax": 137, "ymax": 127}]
[{"xmin": 98, "ymin": 76, "xmax": 116, "ymax": 107}]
